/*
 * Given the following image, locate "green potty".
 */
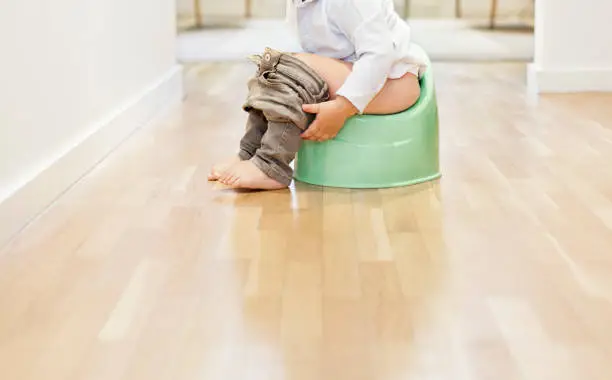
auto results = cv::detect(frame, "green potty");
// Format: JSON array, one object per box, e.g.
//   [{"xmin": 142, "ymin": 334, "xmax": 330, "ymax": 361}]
[{"xmin": 294, "ymin": 49, "xmax": 440, "ymax": 189}]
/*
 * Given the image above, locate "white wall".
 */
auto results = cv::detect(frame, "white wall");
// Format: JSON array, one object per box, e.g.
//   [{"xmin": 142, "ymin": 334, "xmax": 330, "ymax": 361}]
[
  {"xmin": 530, "ymin": 0, "xmax": 612, "ymax": 92},
  {"xmin": 0, "ymin": 0, "xmax": 183, "ymax": 246}
]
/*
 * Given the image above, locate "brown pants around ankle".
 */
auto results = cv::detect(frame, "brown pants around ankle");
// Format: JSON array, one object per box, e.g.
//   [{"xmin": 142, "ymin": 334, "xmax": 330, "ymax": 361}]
[{"xmin": 238, "ymin": 47, "xmax": 329, "ymax": 186}]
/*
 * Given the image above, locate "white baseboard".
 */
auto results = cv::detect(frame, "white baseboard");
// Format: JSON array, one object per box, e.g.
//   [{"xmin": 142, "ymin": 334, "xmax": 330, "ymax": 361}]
[
  {"xmin": 528, "ymin": 64, "xmax": 612, "ymax": 93},
  {"xmin": 0, "ymin": 65, "xmax": 184, "ymax": 249}
]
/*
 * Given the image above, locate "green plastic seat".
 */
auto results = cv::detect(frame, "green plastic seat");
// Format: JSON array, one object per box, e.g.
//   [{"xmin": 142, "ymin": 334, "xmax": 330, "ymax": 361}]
[{"xmin": 294, "ymin": 46, "xmax": 440, "ymax": 189}]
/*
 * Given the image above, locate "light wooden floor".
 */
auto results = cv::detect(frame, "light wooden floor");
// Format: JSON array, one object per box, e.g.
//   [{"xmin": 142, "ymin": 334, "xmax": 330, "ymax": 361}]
[{"xmin": 2, "ymin": 62, "xmax": 612, "ymax": 380}]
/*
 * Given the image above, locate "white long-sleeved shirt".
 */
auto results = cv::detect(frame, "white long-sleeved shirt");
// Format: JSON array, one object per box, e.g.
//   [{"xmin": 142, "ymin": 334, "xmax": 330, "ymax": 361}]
[{"xmin": 289, "ymin": 0, "xmax": 427, "ymax": 113}]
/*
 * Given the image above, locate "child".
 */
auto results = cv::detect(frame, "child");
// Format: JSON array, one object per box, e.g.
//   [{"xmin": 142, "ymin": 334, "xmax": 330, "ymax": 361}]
[{"xmin": 209, "ymin": 0, "xmax": 426, "ymax": 190}]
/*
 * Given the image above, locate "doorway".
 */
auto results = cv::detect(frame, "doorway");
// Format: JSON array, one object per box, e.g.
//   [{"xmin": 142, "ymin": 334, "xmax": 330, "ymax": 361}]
[{"xmin": 176, "ymin": 0, "xmax": 534, "ymax": 62}]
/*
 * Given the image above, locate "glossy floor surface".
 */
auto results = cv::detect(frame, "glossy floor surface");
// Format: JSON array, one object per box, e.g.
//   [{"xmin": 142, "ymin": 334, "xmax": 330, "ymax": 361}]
[{"xmin": 1, "ymin": 63, "xmax": 612, "ymax": 380}]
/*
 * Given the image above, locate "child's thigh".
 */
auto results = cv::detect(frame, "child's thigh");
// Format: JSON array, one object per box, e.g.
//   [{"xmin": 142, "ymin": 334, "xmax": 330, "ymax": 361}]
[{"xmin": 292, "ymin": 53, "xmax": 352, "ymax": 97}]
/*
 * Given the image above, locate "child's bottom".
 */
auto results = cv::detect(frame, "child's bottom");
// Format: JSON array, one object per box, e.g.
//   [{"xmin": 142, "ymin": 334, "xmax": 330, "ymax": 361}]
[{"xmin": 291, "ymin": 52, "xmax": 421, "ymax": 115}]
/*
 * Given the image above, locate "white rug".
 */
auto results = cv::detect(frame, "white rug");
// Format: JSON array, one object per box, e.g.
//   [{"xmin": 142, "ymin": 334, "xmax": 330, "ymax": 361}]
[{"xmin": 177, "ymin": 19, "xmax": 533, "ymax": 63}]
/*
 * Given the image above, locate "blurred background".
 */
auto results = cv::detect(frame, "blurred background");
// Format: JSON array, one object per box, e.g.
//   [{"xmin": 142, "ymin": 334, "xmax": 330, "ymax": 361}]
[{"xmin": 176, "ymin": 0, "xmax": 534, "ymax": 62}]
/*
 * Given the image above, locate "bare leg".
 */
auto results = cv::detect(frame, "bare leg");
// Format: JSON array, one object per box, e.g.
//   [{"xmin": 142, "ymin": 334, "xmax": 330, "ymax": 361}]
[{"xmin": 292, "ymin": 53, "xmax": 421, "ymax": 115}]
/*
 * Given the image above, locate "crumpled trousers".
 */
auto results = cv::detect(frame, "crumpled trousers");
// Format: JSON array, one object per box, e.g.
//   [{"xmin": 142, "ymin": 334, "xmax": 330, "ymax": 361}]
[{"xmin": 238, "ymin": 47, "xmax": 329, "ymax": 186}]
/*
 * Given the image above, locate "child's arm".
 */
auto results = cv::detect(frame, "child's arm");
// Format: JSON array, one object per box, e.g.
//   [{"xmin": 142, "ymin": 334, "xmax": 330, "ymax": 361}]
[{"xmin": 331, "ymin": 0, "xmax": 399, "ymax": 114}]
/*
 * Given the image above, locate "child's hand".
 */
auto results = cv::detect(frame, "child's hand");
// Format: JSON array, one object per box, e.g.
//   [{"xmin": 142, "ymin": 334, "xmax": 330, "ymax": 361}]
[{"xmin": 301, "ymin": 97, "xmax": 357, "ymax": 142}]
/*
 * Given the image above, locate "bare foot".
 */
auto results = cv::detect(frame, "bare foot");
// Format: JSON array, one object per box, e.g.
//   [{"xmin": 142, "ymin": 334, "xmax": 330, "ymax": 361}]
[
  {"xmin": 218, "ymin": 160, "xmax": 287, "ymax": 190},
  {"xmin": 208, "ymin": 156, "xmax": 241, "ymax": 181}
]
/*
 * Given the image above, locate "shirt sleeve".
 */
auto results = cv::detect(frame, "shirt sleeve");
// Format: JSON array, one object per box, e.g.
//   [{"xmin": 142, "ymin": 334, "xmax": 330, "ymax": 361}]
[{"xmin": 331, "ymin": 0, "xmax": 397, "ymax": 114}]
